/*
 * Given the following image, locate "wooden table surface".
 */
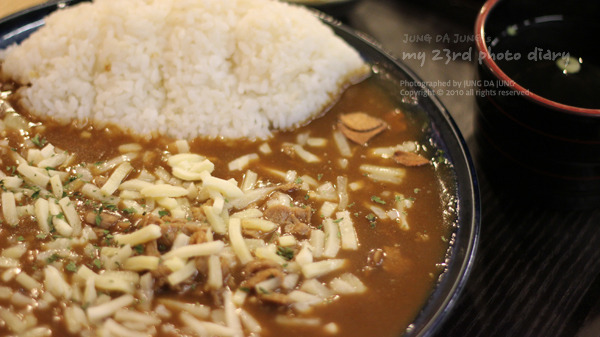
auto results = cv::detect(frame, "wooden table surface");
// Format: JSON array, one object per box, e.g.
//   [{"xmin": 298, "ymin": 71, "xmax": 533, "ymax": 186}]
[{"xmin": 0, "ymin": 0, "xmax": 47, "ymax": 19}]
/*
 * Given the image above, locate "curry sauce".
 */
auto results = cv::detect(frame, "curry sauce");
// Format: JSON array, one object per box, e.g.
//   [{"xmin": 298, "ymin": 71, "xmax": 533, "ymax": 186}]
[{"xmin": 0, "ymin": 76, "xmax": 454, "ymax": 337}]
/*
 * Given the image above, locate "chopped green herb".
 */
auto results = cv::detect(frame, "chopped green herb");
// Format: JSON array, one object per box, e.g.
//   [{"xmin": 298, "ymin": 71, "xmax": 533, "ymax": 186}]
[
  {"xmin": 304, "ymin": 194, "xmax": 310, "ymax": 200},
  {"xmin": 396, "ymin": 195, "xmax": 415, "ymax": 202},
  {"xmin": 56, "ymin": 212, "xmax": 65, "ymax": 219},
  {"xmin": 31, "ymin": 134, "xmax": 47, "ymax": 148},
  {"xmin": 258, "ymin": 287, "xmax": 270, "ymax": 294},
  {"xmin": 16, "ymin": 236, "xmax": 25, "ymax": 242},
  {"xmin": 158, "ymin": 210, "xmax": 169, "ymax": 217},
  {"xmin": 102, "ymin": 230, "xmax": 114, "ymax": 244},
  {"xmin": 0, "ymin": 181, "xmax": 5, "ymax": 192},
  {"xmin": 65, "ymin": 174, "xmax": 82, "ymax": 185},
  {"xmin": 36, "ymin": 233, "xmax": 47, "ymax": 239},
  {"xmin": 276, "ymin": 246, "xmax": 295, "ymax": 261},
  {"xmin": 366, "ymin": 213, "xmax": 377, "ymax": 228},
  {"xmin": 294, "ymin": 177, "xmax": 303, "ymax": 184},
  {"xmin": 95, "ymin": 214, "xmax": 102, "ymax": 226},
  {"xmin": 94, "ymin": 161, "xmax": 105, "ymax": 166},
  {"xmin": 103, "ymin": 204, "xmax": 118, "ymax": 211},
  {"xmin": 240, "ymin": 287, "xmax": 250, "ymax": 293},
  {"xmin": 333, "ymin": 217, "xmax": 344, "ymax": 223},
  {"xmin": 133, "ymin": 244, "xmax": 144, "ymax": 254},
  {"xmin": 370, "ymin": 196, "xmax": 386, "ymax": 205},
  {"xmin": 435, "ymin": 149, "xmax": 446, "ymax": 164},
  {"xmin": 65, "ymin": 261, "xmax": 78, "ymax": 272},
  {"xmin": 122, "ymin": 207, "xmax": 136, "ymax": 215},
  {"xmin": 47, "ymin": 253, "xmax": 61, "ymax": 264},
  {"xmin": 414, "ymin": 188, "xmax": 421, "ymax": 194},
  {"xmin": 347, "ymin": 202, "xmax": 355, "ymax": 208},
  {"xmin": 317, "ymin": 173, "xmax": 323, "ymax": 181},
  {"xmin": 93, "ymin": 259, "xmax": 103, "ymax": 269}
]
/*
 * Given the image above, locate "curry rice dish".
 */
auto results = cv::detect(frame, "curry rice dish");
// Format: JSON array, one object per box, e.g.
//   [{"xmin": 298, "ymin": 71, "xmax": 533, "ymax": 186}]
[
  {"xmin": 0, "ymin": 0, "xmax": 456, "ymax": 336},
  {"xmin": 0, "ymin": 0, "xmax": 367, "ymax": 140}
]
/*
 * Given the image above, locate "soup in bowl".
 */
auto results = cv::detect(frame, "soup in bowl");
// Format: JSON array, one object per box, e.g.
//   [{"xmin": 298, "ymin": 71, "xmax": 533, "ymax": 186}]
[{"xmin": 475, "ymin": 0, "xmax": 600, "ymax": 208}]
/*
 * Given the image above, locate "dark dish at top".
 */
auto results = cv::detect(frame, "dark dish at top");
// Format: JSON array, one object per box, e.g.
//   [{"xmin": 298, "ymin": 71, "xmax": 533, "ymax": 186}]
[
  {"xmin": 476, "ymin": 0, "xmax": 600, "ymax": 112},
  {"xmin": 0, "ymin": 0, "xmax": 479, "ymax": 336},
  {"xmin": 474, "ymin": 0, "xmax": 600, "ymax": 208}
]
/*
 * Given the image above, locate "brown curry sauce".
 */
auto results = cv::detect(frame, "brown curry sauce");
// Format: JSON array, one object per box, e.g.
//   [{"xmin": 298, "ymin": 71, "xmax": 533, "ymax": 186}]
[{"xmin": 0, "ymin": 76, "xmax": 454, "ymax": 337}]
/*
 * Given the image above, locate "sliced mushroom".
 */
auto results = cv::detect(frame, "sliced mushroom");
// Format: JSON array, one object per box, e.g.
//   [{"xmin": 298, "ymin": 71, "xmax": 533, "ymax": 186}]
[
  {"xmin": 339, "ymin": 112, "xmax": 386, "ymax": 132},
  {"xmin": 338, "ymin": 112, "xmax": 388, "ymax": 145},
  {"xmin": 392, "ymin": 150, "xmax": 430, "ymax": 167}
]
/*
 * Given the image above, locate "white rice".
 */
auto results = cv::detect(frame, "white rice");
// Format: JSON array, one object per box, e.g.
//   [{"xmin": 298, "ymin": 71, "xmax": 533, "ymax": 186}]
[{"xmin": 0, "ymin": 0, "xmax": 368, "ymax": 140}]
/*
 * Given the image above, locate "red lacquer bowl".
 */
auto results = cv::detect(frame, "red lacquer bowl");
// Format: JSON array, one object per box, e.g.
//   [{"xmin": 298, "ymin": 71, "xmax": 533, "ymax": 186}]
[{"xmin": 474, "ymin": 0, "xmax": 600, "ymax": 209}]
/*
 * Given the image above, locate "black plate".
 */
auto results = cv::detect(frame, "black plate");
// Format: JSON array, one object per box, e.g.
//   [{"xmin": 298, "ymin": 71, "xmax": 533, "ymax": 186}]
[{"xmin": 0, "ymin": 3, "xmax": 480, "ymax": 337}]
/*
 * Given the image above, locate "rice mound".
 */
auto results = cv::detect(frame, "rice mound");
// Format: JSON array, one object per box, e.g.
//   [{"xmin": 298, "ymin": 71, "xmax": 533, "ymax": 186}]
[{"xmin": 0, "ymin": 0, "xmax": 367, "ymax": 139}]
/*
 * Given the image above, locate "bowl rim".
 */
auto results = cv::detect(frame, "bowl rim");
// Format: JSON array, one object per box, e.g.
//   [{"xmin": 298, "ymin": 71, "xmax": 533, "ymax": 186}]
[{"xmin": 475, "ymin": 0, "xmax": 600, "ymax": 115}]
